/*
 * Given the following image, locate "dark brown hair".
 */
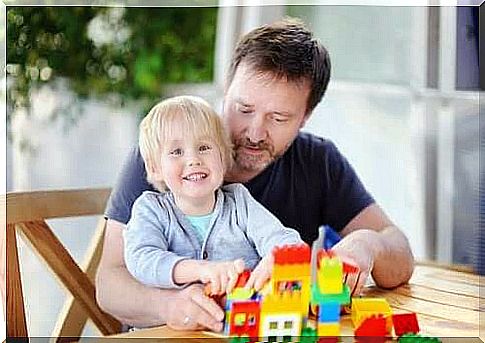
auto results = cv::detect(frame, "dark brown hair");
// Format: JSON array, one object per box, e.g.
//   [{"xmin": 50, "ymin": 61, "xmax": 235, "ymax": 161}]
[{"xmin": 226, "ymin": 17, "xmax": 331, "ymax": 114}]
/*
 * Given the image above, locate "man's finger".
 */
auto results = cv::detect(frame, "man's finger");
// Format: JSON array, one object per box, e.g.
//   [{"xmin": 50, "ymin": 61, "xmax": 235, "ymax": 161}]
[{"xmin": 191, "ymin": 290, "xmax": 225, "ymax": 322}]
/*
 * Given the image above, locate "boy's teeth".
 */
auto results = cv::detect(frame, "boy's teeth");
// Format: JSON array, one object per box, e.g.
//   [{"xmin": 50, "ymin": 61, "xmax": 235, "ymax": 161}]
[{"xmin": 185, "ymin": 173, "xmax": 207, "ymax": 181}]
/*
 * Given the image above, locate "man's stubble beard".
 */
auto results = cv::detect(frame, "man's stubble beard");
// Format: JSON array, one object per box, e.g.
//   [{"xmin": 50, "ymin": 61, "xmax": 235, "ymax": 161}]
[{"xmin": 231, "ymin": 135, "xmax": 292, "ymax": 173}]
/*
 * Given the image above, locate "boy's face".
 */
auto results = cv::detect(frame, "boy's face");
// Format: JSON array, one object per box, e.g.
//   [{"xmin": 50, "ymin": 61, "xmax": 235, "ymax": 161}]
[
  {"xmin": 223, "ymin": 63, "xmax": 311, "ymax": 178},
  {"xmin": 157, "ymin": 118, "xmax": 224, "ymax": 210}
]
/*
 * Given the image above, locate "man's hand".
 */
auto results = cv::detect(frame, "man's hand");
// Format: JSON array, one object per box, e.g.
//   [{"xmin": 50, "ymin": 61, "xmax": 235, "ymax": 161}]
[
  {"xmin": 198, "ymin": 259, "xmax": 245, "ymax": 295},
  {"xmin": 331, "ymin": 229, "xmax": 376, "ymax": 296},
  {"xmin": 244, "ymin": 253, "xmax": 274, "ymax": 291},
  {"xmin": 165, "ymin": 283, "xmax": 225, "ymax": 332}
]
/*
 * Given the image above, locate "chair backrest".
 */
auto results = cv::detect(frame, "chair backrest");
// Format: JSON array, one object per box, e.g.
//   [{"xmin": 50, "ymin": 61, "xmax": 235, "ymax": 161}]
[{"xmin": 4, "ymin": 188, "xmax": 122, "ymax": 340}]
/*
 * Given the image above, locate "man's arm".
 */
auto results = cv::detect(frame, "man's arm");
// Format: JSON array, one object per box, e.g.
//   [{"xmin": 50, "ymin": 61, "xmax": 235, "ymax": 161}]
[
  {"xmin": 95, "ymin": 219, "xmax": 224, "ymax": 330},
  {"xmin": 332, "ymin": 203, "xmax": 414, "ymax": 293}
]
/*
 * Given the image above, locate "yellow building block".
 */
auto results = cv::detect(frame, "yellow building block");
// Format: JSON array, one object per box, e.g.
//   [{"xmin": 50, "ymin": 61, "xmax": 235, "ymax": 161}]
[
  {"xmin": 351, "ymin": 298, "xmax": 393, "ymax": 333},
  {"xmin": 317, "ymin": 257, "xmax": 343, "ymax": 294},
  {"xmin": 317, "ymin": 322, "xmax": 340, "ymax": 337},
  {"xmin": 272, "ymin": 263, "xmax": 311, "ymax": 279}
]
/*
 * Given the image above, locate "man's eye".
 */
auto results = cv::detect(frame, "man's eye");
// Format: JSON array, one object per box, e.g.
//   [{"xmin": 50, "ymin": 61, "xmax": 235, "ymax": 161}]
[
  {"xmin": 273, "ymin": 116, "xmax": 288, "ymax": 123},
  {"xmin": 199, "ymin": 145, "xmax": 212, "ymax": 152},
  {"xmin": 236, "ymin": 104, "xmax": 252, "ymax": 114},
  {"xmin": 169, "ymin": 148, "xmax": 182, "ymax": 156}
]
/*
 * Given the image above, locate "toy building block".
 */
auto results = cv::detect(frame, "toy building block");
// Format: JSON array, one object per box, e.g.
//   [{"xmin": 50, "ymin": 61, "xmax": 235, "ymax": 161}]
[
  {"xmin": 273, "ymin": 244, "xmax": 311, "ymax": 264},
  {"xmin": 398, "ymin": 333, "xmax": 442, "ymax": 342},
  {"xmin": 392, "ymin": 313, "xmax": 420, "ymax": 336},
  {"xmin": 300, "ymin": 327, "xmax": 318, "ymax": 343},
  {"xmin": 317, "ymin": 257, "xmax": 343, "ymax": 294},
  {"xmin": 227, "ymin": 287, "xmax": 254, "ymax": 301},
  {"xmin": 354, "ymin": 314, "xmax": 387, "ymax": 337},
  {"xmin": 317, "ymin": 322, "xmax": 340, "ymax": 337},
  {"xmin": 318, "ymin": 302, "xmax": 340, "ymax": 323},
  {"xmin": 259, "ymin": 312, "xmax": 302, "ymax": 340},
  {"xmin": 228, "ymin": 301, "xmax": 260, "ymax": 338},
  {"xmin": 311, "ymin": 283, "xmax": 350, "ymax": 304},
  {"xmin": 351, "ymin": 298, "xmax": 393, "ymax": 333},
  {"xmin": 235, "ymin": 270, "xmax": 252, "ymax": 288}
]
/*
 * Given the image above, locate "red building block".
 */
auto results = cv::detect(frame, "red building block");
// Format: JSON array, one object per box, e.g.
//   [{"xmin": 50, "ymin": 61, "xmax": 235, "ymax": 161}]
[
  {"xmin": 229, "ymin": 301, "xmax": 260, "ymax": 338},
  {"xmin": 273, "ymin": 244, "xmax": 311, "ymax": 264},
  {"xmin": 235, "ymin": 270, "xmax": 252, "ymax": 288},
  {"xmin": 354, "ymin": 314, "xmax": 388, "ymax": 337},
  {"xmin": 392, "ymin": 313, "xmax": 420, "ymax": 336}
]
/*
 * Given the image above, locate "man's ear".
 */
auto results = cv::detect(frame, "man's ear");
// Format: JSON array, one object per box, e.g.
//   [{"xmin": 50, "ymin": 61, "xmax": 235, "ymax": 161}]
[{"xmin": 300, "ymin": 113, "xmax": 311, "ymax": 129}]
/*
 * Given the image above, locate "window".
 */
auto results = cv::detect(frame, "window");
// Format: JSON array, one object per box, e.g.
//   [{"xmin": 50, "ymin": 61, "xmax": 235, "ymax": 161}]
[
  {"xmin": 234, "ymin": 313, "xmax": 246, "ymax": 326},
  {"xmin": 284, "ymin": 321, "xmax": 293, "ymax": 329},
  {"xmin": 248, "ymin": 314, "xmax": 256, "ymax": 326},
  {"xmin": 269, "ymin": 321, "xmax": 278, "ymax": 330}
]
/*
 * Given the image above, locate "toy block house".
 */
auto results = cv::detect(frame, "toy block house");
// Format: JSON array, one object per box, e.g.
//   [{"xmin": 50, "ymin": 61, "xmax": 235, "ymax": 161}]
[{"xmin": 258, "ymin": 244, "xmax": 311, "ymax": 340}]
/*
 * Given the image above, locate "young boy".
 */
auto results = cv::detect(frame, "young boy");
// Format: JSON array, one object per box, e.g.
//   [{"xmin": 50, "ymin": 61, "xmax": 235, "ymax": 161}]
[{"xmin": 123, "ymin": 95, "xmax": 304, "ymax": 296}]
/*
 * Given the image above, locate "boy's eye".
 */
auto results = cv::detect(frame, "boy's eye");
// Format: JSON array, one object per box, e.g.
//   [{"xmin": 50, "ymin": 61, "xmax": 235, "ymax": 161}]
[
  {"xmin": 199, "ymin": 144, "xmax": 212, "ymax": 152},
  {"xmin": 169, "ymin": 148, "xmax": 182, "ymax": 156}
]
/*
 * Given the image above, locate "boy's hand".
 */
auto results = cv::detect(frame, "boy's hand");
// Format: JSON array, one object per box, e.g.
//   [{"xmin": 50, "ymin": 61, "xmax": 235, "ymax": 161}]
[
  {"xmin": 199, "ymin": 259, "xmax": 245, "ymax": 295},
  {"xmin": 244, "ymin": 253, "xmax": 274, "ymax": 291}
]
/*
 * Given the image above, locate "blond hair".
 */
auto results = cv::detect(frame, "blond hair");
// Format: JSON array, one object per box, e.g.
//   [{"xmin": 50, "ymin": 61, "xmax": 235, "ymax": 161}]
[{"xmin": 139, "ymin": 95, "xmax": 233, "ymax": 191}]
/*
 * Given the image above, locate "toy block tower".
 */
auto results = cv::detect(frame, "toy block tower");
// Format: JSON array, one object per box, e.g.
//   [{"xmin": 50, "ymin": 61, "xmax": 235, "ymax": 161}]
[{"xmin": 311, "ymin": 250, "xmax": 354, "ymax": 337}]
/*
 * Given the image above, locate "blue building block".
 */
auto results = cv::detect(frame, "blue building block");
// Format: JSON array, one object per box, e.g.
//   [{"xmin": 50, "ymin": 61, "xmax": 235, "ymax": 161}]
[
  {"xmin": 318, "ymin": 302, "xmax": 341, "ymax": 323},
  {"xmin": 322, "ymin": 225, "xmax": 341, "ymax": 250}
]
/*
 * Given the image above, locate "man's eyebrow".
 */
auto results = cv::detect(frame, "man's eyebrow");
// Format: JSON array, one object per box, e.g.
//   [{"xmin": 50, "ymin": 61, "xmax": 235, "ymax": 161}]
[{"xmin": 234, "ymin": 98, "xmax": 254, "ymax": 107}]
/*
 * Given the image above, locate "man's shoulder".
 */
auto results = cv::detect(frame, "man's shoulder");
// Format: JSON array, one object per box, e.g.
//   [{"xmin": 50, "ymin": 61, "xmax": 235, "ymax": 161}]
[{"xmin": 293, "ymin": 131, "xmax": 335, "ymax": 150}]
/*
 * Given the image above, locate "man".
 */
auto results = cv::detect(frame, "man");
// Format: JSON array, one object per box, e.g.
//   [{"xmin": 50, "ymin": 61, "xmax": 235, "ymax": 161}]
[{"xmin": 96, "ymin": 18, "xmax": 414, "ymax": 332}]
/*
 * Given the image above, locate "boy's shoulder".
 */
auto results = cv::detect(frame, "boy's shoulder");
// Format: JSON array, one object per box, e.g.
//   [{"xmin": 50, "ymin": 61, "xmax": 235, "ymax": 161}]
[
  {"xmin": 220, "ymin": 183, "xmax": 250, "ymax": 196},
  {"xmin": 133, "ymin": 190, "xmax": 170, "ymax": 207}
]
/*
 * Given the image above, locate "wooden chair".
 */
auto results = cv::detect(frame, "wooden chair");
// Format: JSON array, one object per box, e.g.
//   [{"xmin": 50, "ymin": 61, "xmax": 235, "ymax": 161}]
[{"xmin": 4, "ymin": 188, "xmax": 122, "ymax": 340}]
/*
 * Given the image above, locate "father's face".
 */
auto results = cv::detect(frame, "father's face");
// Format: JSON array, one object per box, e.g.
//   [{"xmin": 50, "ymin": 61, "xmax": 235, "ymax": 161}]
[{"xmin": 223, "ymin": 63, "xmax": 311, "ymax": 175}]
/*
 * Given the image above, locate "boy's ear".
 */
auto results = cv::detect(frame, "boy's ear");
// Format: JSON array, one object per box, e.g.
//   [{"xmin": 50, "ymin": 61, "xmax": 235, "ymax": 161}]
[{"xmin": 146, "ymin": 160, "xmax": 164, "ymax": 182}]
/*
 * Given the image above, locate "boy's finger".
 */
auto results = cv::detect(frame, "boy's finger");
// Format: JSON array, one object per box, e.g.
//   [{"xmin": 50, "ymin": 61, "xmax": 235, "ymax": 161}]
[
  {"xmin": 233, "ymin": 259, "xmax": 245, "ymax": 273},
  {"xmin": 211, "ymin": 276, "xmax": 221, "ymax": 295},
  {"xmin": 244, "ymin": 272, "xmax": 256, "ymax": 290},
  {"xmin": 226, "ymin": 269, "xmax": 238, "ymax": 294},
  {"xmin": 219, "ymin": 273, "xmax": 228, "ymax": 295},
  {"xmin": 254, "ymin": 269, "xmax": 270, "ymax": 291}
]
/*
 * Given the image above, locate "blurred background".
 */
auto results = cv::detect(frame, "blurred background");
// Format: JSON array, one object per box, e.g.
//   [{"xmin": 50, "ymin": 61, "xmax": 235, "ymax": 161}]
[{"xmin": 5, "ymin": 4, "xmax": 482, "ymax": 337}]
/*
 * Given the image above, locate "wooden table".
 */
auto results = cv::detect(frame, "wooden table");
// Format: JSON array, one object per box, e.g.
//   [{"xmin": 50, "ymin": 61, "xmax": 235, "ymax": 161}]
[{"xmin": 111, "ymin": 264, "xmax": 484, "ymax": 342}]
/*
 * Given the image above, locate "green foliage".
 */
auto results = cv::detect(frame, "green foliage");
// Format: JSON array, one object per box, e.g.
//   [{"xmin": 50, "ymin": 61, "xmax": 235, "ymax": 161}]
[{"xmin": 6, "ymin": 6, "xmax": 218, "ymax": 118}]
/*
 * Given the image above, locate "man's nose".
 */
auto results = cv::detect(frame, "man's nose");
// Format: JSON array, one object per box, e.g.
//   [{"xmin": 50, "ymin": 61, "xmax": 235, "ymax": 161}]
[{"xmin": 246, "ymin": 114, "xmax": 268, "ymax": 144}]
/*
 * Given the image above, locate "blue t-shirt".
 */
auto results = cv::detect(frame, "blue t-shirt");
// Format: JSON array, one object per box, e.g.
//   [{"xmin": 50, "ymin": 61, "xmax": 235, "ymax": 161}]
[
  {"xmin": 186, "ymin": 212, "xmax": 213, "ymax": 245},
  {"xmin": 105, "ymin": 132, "xmax": 374, "ymax": 245}
]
